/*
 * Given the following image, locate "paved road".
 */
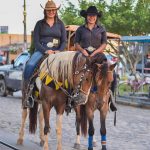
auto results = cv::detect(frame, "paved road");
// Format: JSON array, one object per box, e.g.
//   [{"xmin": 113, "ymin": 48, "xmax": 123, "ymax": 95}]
[{"xmin": 0, "ymin": 92, "xmax": 150, "ymax": 150}]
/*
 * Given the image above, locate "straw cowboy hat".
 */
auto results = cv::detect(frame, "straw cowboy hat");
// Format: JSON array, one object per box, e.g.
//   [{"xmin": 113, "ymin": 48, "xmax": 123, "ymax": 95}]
[
  {"xmin": 40, "ymin": 0, "xmax": 60, "ymax": 10},
  {"xmin": 80, "ymin": 6, "xmax": 102, "ymax": 18}
]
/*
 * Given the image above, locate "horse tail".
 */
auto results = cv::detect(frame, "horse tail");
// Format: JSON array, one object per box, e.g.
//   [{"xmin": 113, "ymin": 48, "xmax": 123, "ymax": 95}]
[
  {"xmin": 80, "ymin": 105, "xmax": 87, "ymax": 137},
  {"xmin": 29, "ymin": 102, "xmax": 38, "ymax": 133}
]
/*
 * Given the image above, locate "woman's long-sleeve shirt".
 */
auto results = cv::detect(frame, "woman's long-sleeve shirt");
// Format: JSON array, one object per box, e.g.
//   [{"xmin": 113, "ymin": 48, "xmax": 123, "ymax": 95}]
[
  {"xmin": 74, "ymin": 24, "xmax": 107, "ymax": 49},
  {"xmin": 34, "ymin": 19, "xmax": 67, "ymax": 54}
]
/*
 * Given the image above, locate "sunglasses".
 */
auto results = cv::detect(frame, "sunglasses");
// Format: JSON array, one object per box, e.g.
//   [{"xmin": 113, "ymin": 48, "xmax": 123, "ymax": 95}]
[{"xmin": 46, "ymin": 9, "xmax": 56, "ymax": 12}]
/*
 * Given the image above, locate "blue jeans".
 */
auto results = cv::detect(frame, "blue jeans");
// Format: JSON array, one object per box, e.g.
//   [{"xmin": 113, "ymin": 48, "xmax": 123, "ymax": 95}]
[{"xmin": 23, "ymin": 51, "xmax": 43, "ymax": 81}]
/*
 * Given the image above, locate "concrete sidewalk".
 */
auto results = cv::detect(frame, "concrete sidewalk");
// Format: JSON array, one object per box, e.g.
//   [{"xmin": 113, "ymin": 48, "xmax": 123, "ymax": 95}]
[
  {"xmin": 116, "ymin": 95, "xmax": 150, "ymax": 109},
  {"xmin": 0, "ymin": 129, "xmax": 87, "ymax": 150},
  {"xmin": 0, "ymin": 129, "xmax": 41, "ymax": 150}
]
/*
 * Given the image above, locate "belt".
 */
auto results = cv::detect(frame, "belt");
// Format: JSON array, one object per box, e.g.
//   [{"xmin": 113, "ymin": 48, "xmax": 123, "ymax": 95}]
[
  {"xmin": 85, "ymin": 46, "xmax": 96, "ymax": 54},
  {"xmin": 41, "ymin": 38, "xmax": 60, "ymax": 48}
]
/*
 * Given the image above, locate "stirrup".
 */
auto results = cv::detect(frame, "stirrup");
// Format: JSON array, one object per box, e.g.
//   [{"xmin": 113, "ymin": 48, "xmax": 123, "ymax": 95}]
[
  {"xmin": 24, "ymin": 95, "xmax": 34, "ymax": 108},
  {"xmin": 65, "ymin": 97, "xmax": 72, "ymax": 115},
  {"xmin": 23, "ymin": 84, "xmax": 35, "ymax": 108},
  {"xmin": 110, "ymin": 102, "xmax": 117, "ymax": 112}
]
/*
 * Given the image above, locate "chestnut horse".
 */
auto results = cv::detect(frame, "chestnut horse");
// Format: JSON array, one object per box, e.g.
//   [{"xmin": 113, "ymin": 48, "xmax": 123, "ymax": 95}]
[
  {"xmin": 17, "ymin": 51, "xmax": 94, "ymax": 150},
  {"xmin": 74, "ymin": 63, "xmax": 116, "ymax": 150}
]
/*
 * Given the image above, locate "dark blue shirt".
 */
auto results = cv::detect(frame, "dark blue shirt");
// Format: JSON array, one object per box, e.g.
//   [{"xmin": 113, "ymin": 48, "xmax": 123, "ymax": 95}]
[
  {"xmin": 34, "ymin": 19, "xmax": 67, "ymax": 54},
  {"xmin": 74, "ymin": 24, "xmax": 107, "ymax": 49}
]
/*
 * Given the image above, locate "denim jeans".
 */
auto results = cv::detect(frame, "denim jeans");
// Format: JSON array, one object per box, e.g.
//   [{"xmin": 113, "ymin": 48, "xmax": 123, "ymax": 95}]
[{"xmin": 23, "ymin": 51, "xmax": 43, "ymax": 81}]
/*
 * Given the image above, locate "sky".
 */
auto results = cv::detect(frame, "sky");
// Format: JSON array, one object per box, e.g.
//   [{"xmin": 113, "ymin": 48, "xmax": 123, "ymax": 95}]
[{"xmin": 0, "ymin": 0, "xmax": 110, "ymax": 35}]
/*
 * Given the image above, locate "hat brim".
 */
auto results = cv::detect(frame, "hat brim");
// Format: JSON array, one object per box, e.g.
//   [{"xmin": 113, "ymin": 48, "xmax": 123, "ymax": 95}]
[
  {"xmin": 40, "ymin": 4, "xmax": 60, "ymax": 10},
  {"xmin": 80, "ymin": 10, "xmax": 102, "ymax": 18}
]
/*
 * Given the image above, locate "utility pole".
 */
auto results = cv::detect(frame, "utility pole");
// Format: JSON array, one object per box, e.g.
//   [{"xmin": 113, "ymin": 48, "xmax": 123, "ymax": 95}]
[{"xmin": 23, "ymin": 0, "xmax": 27, "ymax": 51}]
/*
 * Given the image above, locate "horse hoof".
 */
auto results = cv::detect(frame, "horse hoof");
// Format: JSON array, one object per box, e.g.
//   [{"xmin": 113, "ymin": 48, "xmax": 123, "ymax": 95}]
[
  {"xmin": 93, "ymin": 141, "xmax": 97, "ymax": 147},
  {"xmin": 17, "ymin": 139, "xmax": 23, "ymax": 145},
  {"xmin": 74, "ymin": 143, "xmax": 80, "ymax": 149},
  {"xmin": 102, "ymin": 145, "xmax": 107, "ymax": 150},
  {"xmin": 40, "ymin": 140, "xmax": 44, "ymax": 146}
]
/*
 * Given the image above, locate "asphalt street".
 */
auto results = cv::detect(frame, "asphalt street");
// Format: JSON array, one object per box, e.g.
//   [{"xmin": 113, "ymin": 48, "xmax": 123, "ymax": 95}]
[{"xmin": 0, "ymin": 91, "xmax": 150, "ymax": 150}]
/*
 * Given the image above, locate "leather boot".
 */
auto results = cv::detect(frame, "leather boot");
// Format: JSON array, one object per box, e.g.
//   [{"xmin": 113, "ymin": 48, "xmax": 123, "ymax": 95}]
[
  {"xmin": 109, "ymin": 95, "xmax": 117, "ymax": 112},
  {"xmin": 24, "ymin": 84, "xmax": 34, "ymax": 108}
]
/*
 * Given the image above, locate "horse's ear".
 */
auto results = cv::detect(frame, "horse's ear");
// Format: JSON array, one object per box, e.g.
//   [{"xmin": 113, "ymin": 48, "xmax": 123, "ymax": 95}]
[{"xmin": 109, "ymin": 63, "xmax": 117, "ymax": 71}]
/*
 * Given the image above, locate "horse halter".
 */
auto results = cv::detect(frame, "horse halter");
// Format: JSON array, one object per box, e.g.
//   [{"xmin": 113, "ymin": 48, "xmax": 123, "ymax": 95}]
[{"xmin": 72, "ymin": 63, "xmax": 92, "ymax": 98}]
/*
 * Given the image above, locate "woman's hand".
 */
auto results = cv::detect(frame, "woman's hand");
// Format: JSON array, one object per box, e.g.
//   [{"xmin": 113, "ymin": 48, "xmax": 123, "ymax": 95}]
[
  {"xmin": 82, "ymin": 49, "xmax": 89, "ymax": 57},
  {"xmin": 46, "ymin": 50, "xmax": 55, "ymax": 54},
  {"xmin": 90, "ymin": 49, "xmax": 103, "ymax": 57},
  {"xmin": 90, "ymin": 52, "xmax": 96, "ymax": 57}
]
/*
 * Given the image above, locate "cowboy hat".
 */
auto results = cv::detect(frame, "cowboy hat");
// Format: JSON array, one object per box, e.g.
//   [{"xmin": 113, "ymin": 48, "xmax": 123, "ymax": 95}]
[
  {"xmin": 40, "ymin": 0, "xmax": 60, "ymax": 10},
  {"xmin": 80, "ymin": 6, "xmax": 102, "ymax": 18}
]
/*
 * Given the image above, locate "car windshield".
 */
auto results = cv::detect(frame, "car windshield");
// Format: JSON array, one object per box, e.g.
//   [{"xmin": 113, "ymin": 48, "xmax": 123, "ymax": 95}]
[{"xmin": 14, "ymin": 54, "xmax": 30, "ymax": 67}]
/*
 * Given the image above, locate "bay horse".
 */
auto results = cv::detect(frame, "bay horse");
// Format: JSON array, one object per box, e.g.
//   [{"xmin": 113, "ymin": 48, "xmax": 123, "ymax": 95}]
[
  {"xmin": 17, "ymin": 51, "xmax": 94, "ymax": 150},
  {"xmin": 74, "ymin": 63, "xmax": 116, "ymax": 150}
]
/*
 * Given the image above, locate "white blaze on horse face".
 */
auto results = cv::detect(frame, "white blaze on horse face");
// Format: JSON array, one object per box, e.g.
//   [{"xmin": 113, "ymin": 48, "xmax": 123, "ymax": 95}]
[
  {"xmin": 80, "ymin": 82, "xmax": 92, "ymax": 105},
  {"xmin": 36, "ymin": 77, "xmax": 42, "ymax": 92},
  {"xmin": 85, "ymin": 83, "xmax": 92, "ymax": 103}
]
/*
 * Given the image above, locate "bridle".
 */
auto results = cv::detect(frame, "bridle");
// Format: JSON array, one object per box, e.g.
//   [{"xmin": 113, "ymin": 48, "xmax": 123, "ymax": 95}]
[{"xmin": 72, "ymin": 64, "xmax": 92, "ymax": 97}]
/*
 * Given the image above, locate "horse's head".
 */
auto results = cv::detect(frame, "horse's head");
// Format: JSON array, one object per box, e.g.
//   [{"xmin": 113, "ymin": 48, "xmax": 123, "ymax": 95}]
[
  {"xmin": 95, "ymin": 63, "xmax": 116, "ymax": 103},
  {"xmin": 72, "ymin": 54, "xmax": 93, "ymax": 104}
]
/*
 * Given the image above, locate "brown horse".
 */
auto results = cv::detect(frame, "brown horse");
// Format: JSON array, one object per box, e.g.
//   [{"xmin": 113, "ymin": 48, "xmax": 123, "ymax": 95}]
[
  {"xmin": 17, "ymin": 51, "xmax": 94, "ymax": 150},
  {"xmin": 74, "ymin": 63, "xmax": 116, "ymax": 150}
]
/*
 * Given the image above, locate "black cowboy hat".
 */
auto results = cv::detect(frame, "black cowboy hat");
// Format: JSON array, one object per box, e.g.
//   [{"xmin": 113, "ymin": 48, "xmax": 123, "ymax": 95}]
[{"xmin": 80, "ymin": 6, "xmax": 102, "ymax": 18}]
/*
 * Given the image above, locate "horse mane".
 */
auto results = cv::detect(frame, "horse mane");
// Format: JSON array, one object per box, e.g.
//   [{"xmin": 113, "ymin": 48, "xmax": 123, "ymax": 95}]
[{"xmin": 40, "ymin": 51, "xmax": 87, "ymax": 87}]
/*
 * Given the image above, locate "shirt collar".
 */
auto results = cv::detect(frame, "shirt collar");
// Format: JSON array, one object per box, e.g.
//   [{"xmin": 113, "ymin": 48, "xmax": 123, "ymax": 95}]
[{"xmin": 84, "ymin": 24, "xmax": 98, "ymax": 29}]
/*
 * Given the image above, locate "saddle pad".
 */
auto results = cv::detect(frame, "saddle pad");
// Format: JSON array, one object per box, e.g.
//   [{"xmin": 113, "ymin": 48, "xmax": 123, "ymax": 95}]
[{"xmin": 39, "ymin": 72, "xmax": 69, "ymax": 90}]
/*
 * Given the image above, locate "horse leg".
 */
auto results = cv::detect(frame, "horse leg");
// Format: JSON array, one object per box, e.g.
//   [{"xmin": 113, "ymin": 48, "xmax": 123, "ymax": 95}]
[
  {"xmin": 43, "ymin": 101, "xmax": 51, "ymax": 150},
  {"xmin": 17, "ymin": 108, "xmax": 28, "ymax": 145},
  {"xmin": 56, "ymin": 114, "xmax": 63, "ymax": 150},
  {"xmin": 100, "ymin": 103, "xmax": 109, "ymax": 150},
  {"xmin": 74, "ymin": 106, "xmax": 81, "ymax": 149},
  {"xmin": 87, "ymin": 111, "xmax": 95, "ymax": 150},
  {"xmin": 38, "ymin": 104, "xmax": 44, "ymax": 146}
]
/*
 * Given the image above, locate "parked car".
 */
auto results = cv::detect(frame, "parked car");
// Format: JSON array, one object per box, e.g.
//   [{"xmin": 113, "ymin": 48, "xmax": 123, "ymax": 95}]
[
  {"xmin": 0, "ymin": 55, "xmax": 6, "ymax": 65},
  {"xmin": 0, "ymin": 51, "xmax": 30, "ymax": 96}
]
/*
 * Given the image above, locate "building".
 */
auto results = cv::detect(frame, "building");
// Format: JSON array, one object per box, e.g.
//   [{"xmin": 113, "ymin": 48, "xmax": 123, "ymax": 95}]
[{"xmin": 0, "ymin": 34, "xmax": 31, "ymax": 49}]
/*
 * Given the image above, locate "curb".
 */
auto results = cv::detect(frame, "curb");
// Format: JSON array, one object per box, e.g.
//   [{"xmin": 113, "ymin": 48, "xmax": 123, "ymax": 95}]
[{"xmin": 116, "ymin": 96, "xmax": 150, "ymax": 109}]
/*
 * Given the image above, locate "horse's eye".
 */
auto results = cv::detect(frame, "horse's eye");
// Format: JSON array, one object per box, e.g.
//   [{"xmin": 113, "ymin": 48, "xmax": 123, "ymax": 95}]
[{"xmin": 85, "ymin": 78, "xmax": 89, "ymax": 81}]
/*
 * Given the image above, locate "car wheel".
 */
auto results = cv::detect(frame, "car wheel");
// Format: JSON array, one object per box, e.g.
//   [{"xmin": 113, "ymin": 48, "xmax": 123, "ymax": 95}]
[{"xmin": 0, "ymin": 79, "xmax": 8, "ymax": 96}]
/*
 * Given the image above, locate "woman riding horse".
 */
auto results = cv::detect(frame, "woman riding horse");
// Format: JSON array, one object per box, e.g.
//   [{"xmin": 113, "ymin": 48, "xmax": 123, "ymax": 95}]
[
  {"xmin": 74, "ymin": 5, "xmax": 117, "ymax": 110},
  {"xmin": 23, "ymin": 0, "xmax": 66, "ymax": 108}
]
